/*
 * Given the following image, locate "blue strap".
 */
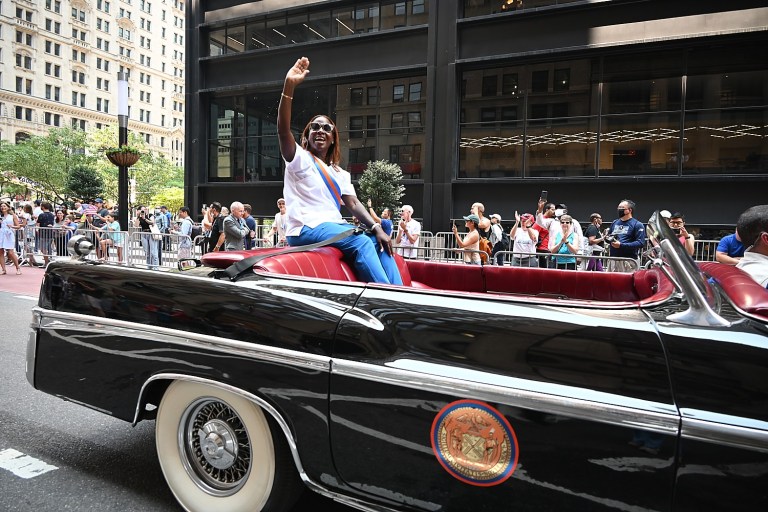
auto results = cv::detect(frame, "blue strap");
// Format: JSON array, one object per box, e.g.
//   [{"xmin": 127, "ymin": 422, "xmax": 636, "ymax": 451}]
[{"xmin": 311, "ymin": 156, "xmax": 343, "ymax": 210}]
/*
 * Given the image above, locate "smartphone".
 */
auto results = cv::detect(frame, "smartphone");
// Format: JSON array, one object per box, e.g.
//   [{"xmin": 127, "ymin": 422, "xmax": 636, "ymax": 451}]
[{"xmin": 540, "ymin": 190, "xmax": 548, "ymax": 201}]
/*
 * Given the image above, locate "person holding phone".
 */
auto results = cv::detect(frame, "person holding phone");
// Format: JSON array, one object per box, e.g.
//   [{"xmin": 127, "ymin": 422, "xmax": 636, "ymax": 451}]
[
  {"xmin": 277, "ymin": 56, "xmax": 401, "ymax": 285},
  {"xmin": 668, "ymin": 212, "xmax": 695, "ymax": 256}
]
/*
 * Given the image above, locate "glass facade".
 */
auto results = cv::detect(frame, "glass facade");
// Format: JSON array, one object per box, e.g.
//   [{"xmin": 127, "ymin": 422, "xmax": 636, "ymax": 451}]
[
  {"xmin": 208, "ymin": 0, "xmax": 428, "ymax": 56},
  {"xmin": 459, "ymin": 45, "xmax": 767, "ymax": 179},
  {"xmin": 207, "ymin": 75, "xmax": 427, "ymax": 182}
]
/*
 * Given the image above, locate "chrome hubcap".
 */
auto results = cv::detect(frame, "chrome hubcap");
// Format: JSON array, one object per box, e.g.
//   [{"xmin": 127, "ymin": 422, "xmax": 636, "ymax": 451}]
[{"xmin": 179, "ymin": 398, "xmax": 251, "ymax": 495}]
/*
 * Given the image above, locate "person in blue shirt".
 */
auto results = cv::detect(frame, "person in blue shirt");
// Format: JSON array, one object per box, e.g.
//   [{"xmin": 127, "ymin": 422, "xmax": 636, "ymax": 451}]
[
  {"xmin": 716, "ymin": 231, "xmax": 744, "ymax": 265},
  {"xmin": 606, "ymin": 199, "xmax": 645, "ymax": 273}
]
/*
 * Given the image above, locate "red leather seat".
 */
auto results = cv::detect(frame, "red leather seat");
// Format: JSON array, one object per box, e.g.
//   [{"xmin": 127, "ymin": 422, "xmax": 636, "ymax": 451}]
[{"xmin": 700, "ymin": 262, "xmax": 768, "ymax": 320}]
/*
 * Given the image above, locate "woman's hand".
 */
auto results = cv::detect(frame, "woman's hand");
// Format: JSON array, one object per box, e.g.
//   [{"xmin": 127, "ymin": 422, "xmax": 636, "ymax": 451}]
[{"xmin": 285, "ymin": 57, "xmax": 310, "ymax": 88}]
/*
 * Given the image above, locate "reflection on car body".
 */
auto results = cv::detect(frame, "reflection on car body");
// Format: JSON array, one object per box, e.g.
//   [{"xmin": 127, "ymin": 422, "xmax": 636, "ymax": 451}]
[{"xmin": 26, "ymin": 212, "xmax": 768, "ymax": 512}]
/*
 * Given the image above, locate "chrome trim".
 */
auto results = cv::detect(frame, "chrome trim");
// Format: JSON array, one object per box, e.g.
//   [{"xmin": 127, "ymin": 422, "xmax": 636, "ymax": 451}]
[
  {"xmin": 26, "ymin": 308, "xmax": 43, "ymax": 387},
  {"xmin": 333, "ymin": 359, "xmax": 681, "ymax": 434},
  {"xmin": 35, "ymin": 309, "xmax": 331, "ymax": 373},
  {"xmin": 140, "ymin": 374, "xmax": 401, "ymax": 512},
  {"xmin": 682, "ymin": 417, "xmax": 768, "ymax": 454}
]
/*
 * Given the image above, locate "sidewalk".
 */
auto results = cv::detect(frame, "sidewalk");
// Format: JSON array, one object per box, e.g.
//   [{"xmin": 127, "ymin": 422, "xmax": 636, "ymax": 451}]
[{"xmin": 0, "ymin": 264, "xmax": 46, "ymax": 298}]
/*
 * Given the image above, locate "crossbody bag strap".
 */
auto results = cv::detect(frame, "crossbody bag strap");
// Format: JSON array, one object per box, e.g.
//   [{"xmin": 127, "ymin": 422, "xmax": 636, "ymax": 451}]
[
  {"xmin": 311, "ymin": 155, "xmax": 344, "ymax": 210},
  {"xmin": 222, "ymin": 227, "xmax": 361, "ymax": 281}
]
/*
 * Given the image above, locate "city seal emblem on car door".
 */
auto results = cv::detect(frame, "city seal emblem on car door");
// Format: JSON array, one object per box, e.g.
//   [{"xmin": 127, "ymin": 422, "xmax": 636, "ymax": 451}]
[{"xmin": 430, "ymin": 399, "xmax": 519, "ymax": 486}]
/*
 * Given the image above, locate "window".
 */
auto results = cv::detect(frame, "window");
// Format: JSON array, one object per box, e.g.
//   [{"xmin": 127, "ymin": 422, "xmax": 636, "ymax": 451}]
[
  {"xmin": 45, "ymin": 84, "xmax": 61, "ymax": 101},
  {"xmin": 531, "ymin": 70, "xmax": 549, "ymax": 93},
  {"xmin": 72, "ymin": 118, "xmax": 87, "ymax": 130},
  {"xmin": 71, "ymin": 8, "xmax": 86, "ymax": 22},
  {"xmin": 97, "ymin": 0, "xmax": 111, "ymax": 13},
  {"xmin": 16, "ymin": 53, "xmax": 33, "ymax": 70},
  {"xmin": 15, "ymin": 106, "xmax": 33, "ymax": 122},
  {"xmin": 350, "ymin": 116, "xmax": 364, "ymax": 138},
  {"xmin": 554, "ymin": 68, "xmax": 570, "ymax": 92},
  {"xmin": 16, "ymin": 77, "xmax": 32, "ymax": 95},
  {"xmin": 351, "ymin": 88, "xmax": 363, "ymax": 106},
  {"xmin": 45, "ymin": 0, "xmax": 61, "ymax": 13},
  {"xmin": 16, "ymin": 30, "xmax": 33, "ymax": 46},
  {"xmin": 391, "ymin": 112, "xmax": 405, "ymax": 133},
  {"xmin": 45, "ymin": 112, "xmax": 62, "ymax": 126},
  {"xmin": 482, "ymin": 75, "xmax": 497, "ymax": 97},
  {"xmin": 72, "ymin": 71, "xmax": 85, "ymax": 84},
  {"xmin": 393, "ymin": 84, "xmax": 405, "ymax": 102},
  {"xmin": 45, "ymin": 40, "xmax": 61, "ymax": 56},
  {"xmin": 409, "ymin": 82, "xmax": 422, "ymax": 101},
  {"xmin": 367, "ymin": 86, "xmax": 379, "ymax": 106},
  {"xmin": 408, "ymin": 111, "xmax": 422, "ymax": 132},
  {"xmin": 502, "ymin": 73, "xmax": 519, "ymax": 96}
]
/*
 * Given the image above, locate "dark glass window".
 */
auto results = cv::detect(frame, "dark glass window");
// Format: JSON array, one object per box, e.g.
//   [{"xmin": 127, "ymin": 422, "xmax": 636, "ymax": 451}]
[
  {"xmin": 482, "ymin": 75, "xmax": 497, "ymax": 97},
  {"xmin": 409, "ymin": 82, "xmax": 422, "ymax": 101},
  {"xmin": 531, "ymin": 70, "xmax": 548, "ymax": 93},
  {"xmin": 553, "ymin": 68, "xmax": 570, "ymax": 92},
  {"xmin": 393, "ymin": 84, "xmax": 405, "ymax": 102},
  {"xmin": 367, "ymin": 86, "xmax": 379, "ymax": 105},
  {"xmin": 351, "ymin": 88, "xmax": 364, "ymax": 106},
  {"xmin": 350, "ymin": 116, "xmax": 364, "ymax": 138}
]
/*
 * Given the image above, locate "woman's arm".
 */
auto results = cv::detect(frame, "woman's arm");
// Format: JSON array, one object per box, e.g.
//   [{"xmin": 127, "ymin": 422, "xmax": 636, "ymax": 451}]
[
  {"xmin": 344, "ymin": 194, "xmax": 393, "ymax": 255},
  {"xmin": 278, "ymin": 57, "xmax": 310, "ymax": 164}
]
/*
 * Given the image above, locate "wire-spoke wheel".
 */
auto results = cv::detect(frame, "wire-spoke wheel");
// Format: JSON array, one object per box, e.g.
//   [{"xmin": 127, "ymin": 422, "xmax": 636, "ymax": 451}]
[{"xmin": 156, "ymin": 380, "xmax": 302, "ymax": 512}]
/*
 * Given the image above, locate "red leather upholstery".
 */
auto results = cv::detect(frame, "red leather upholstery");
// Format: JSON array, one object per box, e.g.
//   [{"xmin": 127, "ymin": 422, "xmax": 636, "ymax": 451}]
[
  {"xmin": 633, "ymin": 268, "xmax": 676, "ymax": 305},
  {"xmin": 483, "ymin": 266, "xmax": 640, "ymax": 301},
  {"xmin": 403, "ymin": 260, "xmax": 486, "ymax": 293},
  {"xmin": 700, "ymin": 262, "xmax": 768, "ymax": 320},
  {"xmin": 202, "ymin": 247, "xmax": 417, "ymax": 285}
]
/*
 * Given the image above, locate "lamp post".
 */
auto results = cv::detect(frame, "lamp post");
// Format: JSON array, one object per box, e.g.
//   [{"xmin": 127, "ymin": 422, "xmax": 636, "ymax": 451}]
[{"xmin": 117, "ymin": 72, "xmax": 129, "ymax": 232}]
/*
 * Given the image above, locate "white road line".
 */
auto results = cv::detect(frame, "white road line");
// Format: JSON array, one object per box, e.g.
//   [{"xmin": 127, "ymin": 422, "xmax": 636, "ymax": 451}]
[{"xmin": 0, "ymin": 448, "xmax": 58, "ymax": 479}]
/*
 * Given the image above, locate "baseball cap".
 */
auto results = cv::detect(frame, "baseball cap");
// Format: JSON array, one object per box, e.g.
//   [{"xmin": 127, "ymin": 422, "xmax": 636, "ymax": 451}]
[
  {"xmin": 463, "ymin": 214, "xmax": 481, "ymax": 224},
  {"xmin": 521, "ymin": 213, "xmax": 535, "ymax": 224},
  {"xmin": 659, "ymin": 210, "xmax": 671, "ymax": 219},
  {"xmin": 490, "ymin": 214, "xmax": 502, "ymax": 221},
  {"xmin": 95, "ymin": 198, "xmax": 104, "ymax": 203}
]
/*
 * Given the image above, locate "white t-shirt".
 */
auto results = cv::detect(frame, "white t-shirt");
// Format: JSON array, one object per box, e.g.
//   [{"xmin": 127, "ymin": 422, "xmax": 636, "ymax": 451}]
[
  {"xmin": 512, "ymin": 227, "xmax": 538, "ymax": 256},
  {"xmin": 283, "ymin": 143, "xmax": 355, "ymax": 237},
  {"xmin": 396, "ymin": 218, "xmax": 421, "ymax": 258},
  {"xmin": 274, "ymin": 212, "xmax": 287, "ymax": 240},
  {"xmin": 736, "ymin": 251, "xmax": 768, "ymax": 288}
]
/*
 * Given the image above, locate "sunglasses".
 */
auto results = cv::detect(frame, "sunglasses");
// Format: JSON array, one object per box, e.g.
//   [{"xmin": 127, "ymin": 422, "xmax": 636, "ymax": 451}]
[
  {"xmin": 310, "ymin": 122, "xmax": 334, "ymax": 133},
  {"xmin": 561, "ymin": 221, "xmax": 571, "ymax": 224}
]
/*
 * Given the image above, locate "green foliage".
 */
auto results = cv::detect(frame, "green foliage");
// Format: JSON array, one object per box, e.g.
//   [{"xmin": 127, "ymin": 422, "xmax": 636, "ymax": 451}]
[
  {"xmin": 104, "ymin": 144, "xmax": 143, "ymax": 156},
  {"xmin": 66, "ymin": 165, "xmax": 104, "ymax": 203},
  {"xmin": 357, "ymin": 160, "xmax": 405, "ymax": 215},
  {"xmin": 151, "ymin": 187, "xmax": 184, "ymax": 214},
  {"xmin": 0, "ymin": 127, "xmax": 93, "ymax": 204}
]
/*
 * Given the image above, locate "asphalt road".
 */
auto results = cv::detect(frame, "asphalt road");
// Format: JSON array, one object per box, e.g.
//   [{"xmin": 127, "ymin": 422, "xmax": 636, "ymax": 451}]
[{"xmin": 0, "ymin": 289, "xmax": 355, "ymax": 511}]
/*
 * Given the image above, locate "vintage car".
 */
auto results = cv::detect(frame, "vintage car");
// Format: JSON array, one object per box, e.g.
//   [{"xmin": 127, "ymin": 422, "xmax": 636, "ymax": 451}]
[{"xmin": 26, "ymin": 213, "xmax": 768, "ymax": 512}]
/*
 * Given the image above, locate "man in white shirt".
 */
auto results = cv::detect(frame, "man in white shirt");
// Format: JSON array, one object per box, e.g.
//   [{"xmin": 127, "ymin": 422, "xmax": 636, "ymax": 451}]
[
  {"xmin": 264, "ymin": 198, "xmax": 288, "ymax": 247},
  {"xmin": 735, "ymin": 204, "xmax": 768, "ymax": 288},
  {"xmin": 395, "ymin": 205, "xmax": 421, "ymax": 259}
]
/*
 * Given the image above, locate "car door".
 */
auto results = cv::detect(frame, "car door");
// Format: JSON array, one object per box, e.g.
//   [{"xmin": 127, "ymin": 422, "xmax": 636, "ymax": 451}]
[
  {"xmin": 330, "ymin": 286, "xmax": 680, "ymax": 511},
  {"xmin": 653, "ymin": 312, "xmax": 768, "ymax": 511}
]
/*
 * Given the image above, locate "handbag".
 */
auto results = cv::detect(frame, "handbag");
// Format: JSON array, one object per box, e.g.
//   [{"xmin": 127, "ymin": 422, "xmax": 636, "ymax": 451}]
[{"xmin": 149, "ymin": 224, "xmax": 163, "ymax": 241}]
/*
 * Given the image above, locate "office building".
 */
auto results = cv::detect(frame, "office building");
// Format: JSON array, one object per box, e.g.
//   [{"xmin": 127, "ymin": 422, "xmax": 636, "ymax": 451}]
[
  {"xmin": 1, "ymin": 0, "xmax": 185, "ymax": 166},
  {"xmin": 186, "ymin": 0, "xmax": 767, "ymax": 230}
]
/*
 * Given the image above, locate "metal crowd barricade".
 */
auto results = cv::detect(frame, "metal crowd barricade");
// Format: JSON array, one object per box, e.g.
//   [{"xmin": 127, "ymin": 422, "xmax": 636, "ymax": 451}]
[{"xmin": 490, "ymin": 250, "xmax": 640, "ymax": 271}]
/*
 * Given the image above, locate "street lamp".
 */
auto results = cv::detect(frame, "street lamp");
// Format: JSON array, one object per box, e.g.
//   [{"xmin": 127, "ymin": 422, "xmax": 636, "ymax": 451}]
[{"xmin": 117, "ymin": 71, "xmax": 129, "ymax": 231}]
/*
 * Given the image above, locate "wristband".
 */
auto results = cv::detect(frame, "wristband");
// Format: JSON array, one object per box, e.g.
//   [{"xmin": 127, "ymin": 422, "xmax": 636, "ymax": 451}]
[
  {"xmin": 370, "ymin": 222, "xmax": 381, "ymax": 231},
  {"xmin": 281, "ymin": 93, "xmax": 293, "ymax": 100}
]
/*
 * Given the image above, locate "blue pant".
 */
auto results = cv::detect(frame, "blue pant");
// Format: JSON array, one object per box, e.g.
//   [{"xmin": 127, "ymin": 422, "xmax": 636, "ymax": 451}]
[{"xmin": 287, "ymin": 222, "xmax": 403, "ymax": 285}]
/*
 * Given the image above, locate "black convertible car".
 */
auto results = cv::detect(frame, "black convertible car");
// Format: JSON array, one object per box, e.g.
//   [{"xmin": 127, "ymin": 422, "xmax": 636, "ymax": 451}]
[{"xmin": 26, "ymin": 212, "xmax": 768, "ymax": 512}]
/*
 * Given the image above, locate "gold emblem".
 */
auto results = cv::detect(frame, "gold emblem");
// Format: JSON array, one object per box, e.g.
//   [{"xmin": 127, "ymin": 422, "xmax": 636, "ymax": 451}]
[{"xmin": 431, "ymin": 400, "xmax": 518, "ymax": 486}]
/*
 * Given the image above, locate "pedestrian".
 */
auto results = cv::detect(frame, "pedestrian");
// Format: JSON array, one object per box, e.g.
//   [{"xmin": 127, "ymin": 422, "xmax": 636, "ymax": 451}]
[{"xmin": 0, "ymin": 201, "xmax": 22, "ymax": 275}]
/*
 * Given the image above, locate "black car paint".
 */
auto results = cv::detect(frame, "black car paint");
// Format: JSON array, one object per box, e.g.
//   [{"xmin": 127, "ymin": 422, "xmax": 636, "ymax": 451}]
[{"xmin": 29, "ymin": 260, "xmax": 768, "ymax": 511}]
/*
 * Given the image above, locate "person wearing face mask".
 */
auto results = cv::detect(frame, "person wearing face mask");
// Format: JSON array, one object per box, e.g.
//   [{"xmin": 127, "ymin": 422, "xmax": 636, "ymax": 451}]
[
  {"xmin": 605, "ymin": 199, "xmax": 645, "ymax": 273},
  {"xmin": 735, "ymin": 204, "xmax": 768, "ymax": 288},
  {"xmin": 277, "ymin": 57, "xmax": 401, "ymax": 285}
]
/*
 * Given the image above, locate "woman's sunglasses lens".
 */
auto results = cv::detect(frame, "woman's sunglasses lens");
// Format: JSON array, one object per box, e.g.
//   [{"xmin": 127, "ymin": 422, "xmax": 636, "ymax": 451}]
[{"xmin": 311, "ymin": 122, "xmax": 333, "ymax": 133}]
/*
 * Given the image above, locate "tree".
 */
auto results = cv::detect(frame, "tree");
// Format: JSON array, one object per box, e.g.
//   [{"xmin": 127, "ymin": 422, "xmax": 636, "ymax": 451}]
[
  {"xmin": 357, "ymin": 160, "xmax": 405, "ymax": 215},
  {"xmin": 151, "ymin": 187, "xmax": 184, "ymax": 214},
  {"xmin": 66, "ymin": 165, "xmax": 104, "ymax": 203},
  {"xmin": 0, "ymin": 128, "xmax": 93, "ymax": 205}
]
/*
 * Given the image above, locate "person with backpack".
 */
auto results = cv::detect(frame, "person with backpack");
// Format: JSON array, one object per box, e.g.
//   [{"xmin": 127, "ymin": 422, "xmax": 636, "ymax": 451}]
[
  {"xmin": 489, "ymin": 214, "xmax": 509, "ymax": 265},
  {"xmin": 171, "ymin": 206, "xmax": 194, "ymax": 259}
]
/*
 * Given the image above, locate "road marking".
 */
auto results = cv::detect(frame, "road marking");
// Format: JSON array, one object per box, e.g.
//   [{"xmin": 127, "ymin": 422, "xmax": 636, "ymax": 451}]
[{"xmin": 0, "ymin": 448, "xmax": 58, "ymax": 479}]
